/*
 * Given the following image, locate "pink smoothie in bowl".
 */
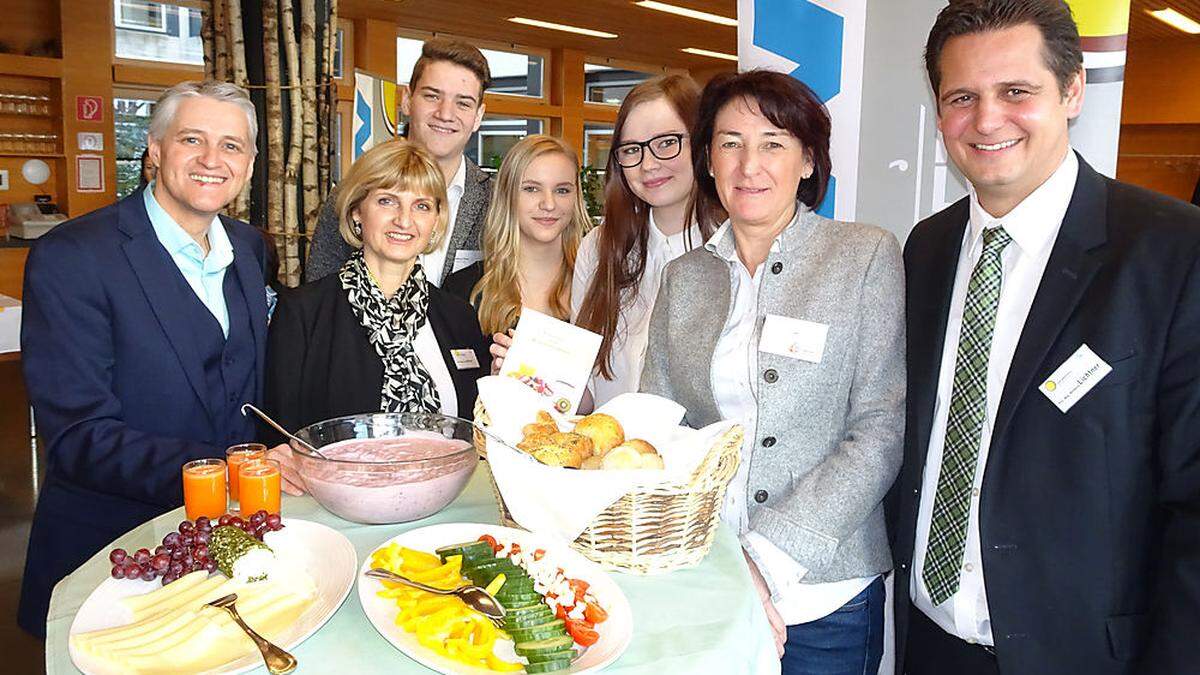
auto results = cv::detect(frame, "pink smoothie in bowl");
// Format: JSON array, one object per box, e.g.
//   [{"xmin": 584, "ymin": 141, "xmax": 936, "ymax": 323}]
[{"xmin": 292, "ymin": 414, "xmax": 479, "ymax": 524}]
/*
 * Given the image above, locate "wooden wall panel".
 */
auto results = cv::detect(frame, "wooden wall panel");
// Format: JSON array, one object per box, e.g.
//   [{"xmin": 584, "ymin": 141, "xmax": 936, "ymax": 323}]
[
  {"xmin": 1122, "ymin": 39, "xmax": 1200, "ymax": 125},
  {"xmin": 1117, "ymin": 124, "xmax": 1200, "ymax": 203},
  {"xmin": 0, "ymin": 0, "xmax": 61, "ymax": 58},
  {"xmin": 0, "ymin": 248, "xmax": 29, "ymax": 300},
  {"xmin": 60, "ymin": 0, "xmax": 117, "ymax": 217}
]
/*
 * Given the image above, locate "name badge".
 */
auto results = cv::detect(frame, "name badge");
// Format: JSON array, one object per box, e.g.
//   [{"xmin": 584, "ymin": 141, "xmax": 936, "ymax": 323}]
[
  {"xmin": 450, "ymin": 348, "xmax": 481, "ymax": 370},
  {"xmin": 452, "ymin": 249, "xmax": 483, "ymax": 274},
  {"xmin": 759, "ymin": 314, "xmax": 829, "ymax": 363},
  {"xmin": 1039, "ymin": 344, "xmax": 1111, "ymax": 413}
]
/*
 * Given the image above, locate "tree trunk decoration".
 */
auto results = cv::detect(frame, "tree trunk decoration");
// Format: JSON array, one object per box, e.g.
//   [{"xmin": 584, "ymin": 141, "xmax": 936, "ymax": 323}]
[
  {"xmin": 262, "ymin": 0, "xmax": 286, "ymax": 277},
  {"xmin": 300, "ymin": 0, "xmax": 320, "ymax": 258},
  {"xmin": 227, "ymin": 0, "xmax": 252, "ymax": 222},
  {"xmin": 201, "ymin": 2, "xmax": 215, "ymax": 80},
  {"xmin": 280, "ymin": 0, "xmax": 304, "ymax": 287}
]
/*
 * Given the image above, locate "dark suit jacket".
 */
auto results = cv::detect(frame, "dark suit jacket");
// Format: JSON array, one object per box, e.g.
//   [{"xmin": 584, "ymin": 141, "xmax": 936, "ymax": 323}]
[
  {"xmin": 303, "ymin": 158, "xmax": 492, "ymax": 283},
  {"xmin": 441, "ymin": 260, "xmax": 483, "ymax": 306},
  {"xmin": 17, "ymin": 191, "xmax": 268, "ymax": 635},
  {"xmin": 263, "ymin": 272, "xmax": 490, "ymax": 436},
  {"xmin": 889, "ymin": 156, "xmax": 1200, "ymax": 674}
]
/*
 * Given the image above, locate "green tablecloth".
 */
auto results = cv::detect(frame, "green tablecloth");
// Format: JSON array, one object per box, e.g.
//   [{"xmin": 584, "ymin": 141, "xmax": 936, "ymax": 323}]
[{"xmin": 47, "ymin": 466, "xmax": 780, "ymax": 673}]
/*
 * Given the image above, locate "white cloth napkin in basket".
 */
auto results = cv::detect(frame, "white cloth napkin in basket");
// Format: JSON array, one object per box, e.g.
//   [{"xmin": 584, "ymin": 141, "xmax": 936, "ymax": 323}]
[{"xmin": 477, "ymin": 376, "xmax": 739, "ymax": 542}]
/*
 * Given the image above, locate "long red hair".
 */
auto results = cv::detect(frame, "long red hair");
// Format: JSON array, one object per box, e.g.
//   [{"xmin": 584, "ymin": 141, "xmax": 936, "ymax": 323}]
[{"xmin": 575, "ymin": 74, "xmax": 712, "ymax": 379}]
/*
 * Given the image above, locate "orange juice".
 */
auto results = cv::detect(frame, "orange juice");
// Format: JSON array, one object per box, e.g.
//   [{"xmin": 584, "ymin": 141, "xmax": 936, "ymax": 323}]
[
  {"xmin": 182, "ymin": 459, "xmax": 227, "ymax": 520},
  {"xmin": 239, "ymin": 460, "xmax": 281, "ymax": 515},
  {"xmin": 225, "ymin": 443, "xmax": 267, "ymax": 501}
]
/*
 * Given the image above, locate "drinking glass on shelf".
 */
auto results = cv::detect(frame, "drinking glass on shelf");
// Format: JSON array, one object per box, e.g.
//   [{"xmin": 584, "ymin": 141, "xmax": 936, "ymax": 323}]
[
  {"xmin": 0, "ymin": 95, "xmax": 13, "ymax": 114},
  {"xmin": 238, "ymin": 459, "xmax": 282, "ymax": 516},
  {"xmin": 226, "ymin": 442, "xmax": 267, "ymax": 503},
  {"xmin": 182, "ymin": 458, "xmax": 228, "ymax": 520}
]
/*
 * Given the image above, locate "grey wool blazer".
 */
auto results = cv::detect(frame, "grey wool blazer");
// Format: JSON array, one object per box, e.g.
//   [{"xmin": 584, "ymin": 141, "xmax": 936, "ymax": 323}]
[
  {"xmin": 640, "ymin": 207, "xmax": 906, "ymax": 585},
  {"xmin": 303, "ymin": 158, "xmax": 492, "ymax": 283}
]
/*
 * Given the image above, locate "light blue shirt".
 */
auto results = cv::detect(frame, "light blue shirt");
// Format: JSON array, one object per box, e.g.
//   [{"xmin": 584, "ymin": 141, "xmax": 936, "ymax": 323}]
[{"xmin": 143, "ymin": 184, "xmax": 235, "ymax": 336}]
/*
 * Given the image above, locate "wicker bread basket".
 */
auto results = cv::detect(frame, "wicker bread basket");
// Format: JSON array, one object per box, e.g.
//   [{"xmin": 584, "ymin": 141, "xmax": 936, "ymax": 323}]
[{"xmin": 473, "ymin": 399, "xmax": 742, "ymax": 574}]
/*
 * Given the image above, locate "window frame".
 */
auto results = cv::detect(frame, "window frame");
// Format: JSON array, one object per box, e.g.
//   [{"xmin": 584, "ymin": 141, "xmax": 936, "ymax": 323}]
[{"xmin": 114, "ymin": 0, "xmax": 170, "ymax": 34}]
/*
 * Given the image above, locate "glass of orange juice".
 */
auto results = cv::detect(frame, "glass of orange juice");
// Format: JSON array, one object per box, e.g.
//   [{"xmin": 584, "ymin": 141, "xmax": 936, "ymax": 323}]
[
  {"xmin": 225, "ymin": 443, "xmax": 267, "ymax": 503},
  {"xmin": 182, "ymin": 459, "xmax": 227, "ymax": 520},
  {"xmin": 239, "ymin": 459, "xmax": 282, "ymax": 515}
]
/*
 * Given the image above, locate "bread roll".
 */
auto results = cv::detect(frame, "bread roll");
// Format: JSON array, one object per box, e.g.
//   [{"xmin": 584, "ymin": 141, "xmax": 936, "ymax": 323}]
[
  {"xmin": 549, "ymin": 432, "xmax": 595, "ymax": 465},
  {"xmin": 581, "ymin": 456, "xmax": 603, "ymax": 470},
  {"xmin": 530, "ymin": 441, "xmax": 583, "ymax": 468},
  {"xmin": 623, "ymin": 439, "xmax": 658, "ymax": 455},
  {"xmin": 573, "ymin": 413, "xmax": 625, "ymax": 456},
  {"xmin": 600, "ymin": 445, "xmax": 644, "ymax": 470}
]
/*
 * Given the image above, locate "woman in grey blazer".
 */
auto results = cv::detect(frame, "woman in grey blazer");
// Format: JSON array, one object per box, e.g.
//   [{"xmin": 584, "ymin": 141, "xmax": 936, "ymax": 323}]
[{"xmin": 641, "ymin": 70, "xmax": 904, "ymax": 674}]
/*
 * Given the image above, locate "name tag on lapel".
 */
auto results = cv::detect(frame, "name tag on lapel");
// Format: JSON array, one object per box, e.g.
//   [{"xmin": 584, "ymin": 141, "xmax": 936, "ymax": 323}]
[
  {"xmin": 452, "ymin": 249, "xmax": 483, "ymax": 274},
  {"xmin": 1039, "ymin": 344, "xmax": 1112, "ymax": 413},
  {"xmin": 759, "ymin": 314, "xmax": 829, "ymax": 363},
  {"xmin": 450, "ymin": 348, "xmax": 481, "ymax": 370}
]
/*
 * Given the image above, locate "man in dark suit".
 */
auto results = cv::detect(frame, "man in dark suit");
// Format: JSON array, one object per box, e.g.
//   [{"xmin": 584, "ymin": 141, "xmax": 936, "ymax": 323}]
[
  {"xmin": 889, "ymin": 2, "xmax": 1200, "ymax": 674},
  {"xmin": 17, "ymin": 81, "xmax": 268, "ymax": 636},
  {"xmin": 305, "ymin": 38, "xmax": 493, "ymax": 285}
]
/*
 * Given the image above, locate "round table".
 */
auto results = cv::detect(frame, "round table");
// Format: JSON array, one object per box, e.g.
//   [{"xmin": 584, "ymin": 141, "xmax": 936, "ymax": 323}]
[{"xmin": 46, "ymin": 466, "xmax": 780, "ymax": 674}]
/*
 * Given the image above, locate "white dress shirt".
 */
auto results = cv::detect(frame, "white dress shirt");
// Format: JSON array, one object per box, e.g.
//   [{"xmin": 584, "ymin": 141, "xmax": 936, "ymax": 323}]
[
  {"xmin": 706, "ymin": 217, "xmax": 876, "ymax": 625},
  {"xmin": 413, "ymin": 321, "xmax": 458, "ymax": 417},
  {"xmin": 912, "ymin": 149, "xmax": 1079, "ymax": 644},
  {"xmin": 421, "ymin": 157, "xmax": 467, "ymax": 287},
  {"xmin": 571, "ymin": 213, "xmax": 700, "ymax": 407}
]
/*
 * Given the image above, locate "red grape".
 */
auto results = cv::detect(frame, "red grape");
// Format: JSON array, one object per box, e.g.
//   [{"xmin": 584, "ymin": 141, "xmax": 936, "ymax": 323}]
[
  {"xmin": 180, "ymin": 534, "xmax": 195, "ymax": 548},
  {"xmin": 111, "ymin": 565, "xmax": 123, "ymax": 579},
  {"xmin": 133, "ymin": 548, "xmax": 151, "ymax": 565},
  {"xmin": 162, "ymin": 532, "xmax": 180, "ymax": 548},
  {"xmin": 249, "ymin": 512, "xmax": 265, "ymax": 527},
  {"xmin": 229, "ymin": 516, "xmax": 244, "ymax": 529},
  {"xmin": 109, "ymin": 549, "xmax": 128, "ymax": 565},
  {"xmin": 218, "ymin": 514, "xmax": 233, "ymax": 527},
  {"xmin": 178, "ymin": 520, "xmax": 195, "ymax": 535},
  {"xmin": 265, "ymin": 513, "xmax": 282, "ymax": 529},
  {"xmin": 162, "ymin": 572, "xmax": 178, "ymax": 585},
  {"xmin": 195, "ymin": 516, "xmax": 210, "ymax": 529},
  {"xmin": 195, "ymin": 530, "xmax": 211, "ymax": 545},
  {"xmin": 169, "ymin": 561, "xmax": 184, "ymax": 576},
  {"xmin": 170, "ymin": 547, "xmax": 185, "ymax": 561},
  {"xmin": 204, "ymin": 559, "xmax": 218, "ymax": 572},
  {"xmin": 123, "ymin": 566, "xmax": 140, "ymax": 580},
  {"xmin": 150, "ymin": 554, "xmax": 170, "ymax": 572},
  {"xmin": 193, "ymin": 544, "xmax": 209, "ymax": 559},
  {"xmin": 153, "ymin": 545, "xmax": 167, "ymax": 556},
  {"xmin": 139, "ymin": 568, "xmax": 155, "ymax": 582}
]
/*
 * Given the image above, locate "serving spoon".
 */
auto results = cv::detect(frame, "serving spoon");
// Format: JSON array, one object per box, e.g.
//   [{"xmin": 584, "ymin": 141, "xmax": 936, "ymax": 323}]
[
  {"xmin": 365, "ymin": 567, "xmax": 507, "ymax": 627},
  {"xmin": 240, "ymin": 403, "xmax": 330, "ymax": 460},
  {"xmin": 206, "ymin": 593, "xmax": 298, "ymax": 674}
]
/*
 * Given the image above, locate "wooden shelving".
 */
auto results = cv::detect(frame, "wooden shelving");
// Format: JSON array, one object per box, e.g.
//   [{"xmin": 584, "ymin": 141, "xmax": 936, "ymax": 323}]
[{"xmin": 0, "ymin": 53, "xmax": 63, "ymax": 79}]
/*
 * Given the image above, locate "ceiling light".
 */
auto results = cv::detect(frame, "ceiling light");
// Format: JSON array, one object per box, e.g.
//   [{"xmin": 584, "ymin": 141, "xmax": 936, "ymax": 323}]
[
  {"xmin": 681, "ymin": 47, "xmax": 738, "ymax": 61},
  {"xmin": 507, "ymin": 17, "xmax": 618, "ymax": 39},
  {"xmin": 1148, "ymin": 8, "xmax": 1200, "ymax": 34},
  {"xmin": 635, "ymin": 1, "xmax": 738, "ymax": 27}
]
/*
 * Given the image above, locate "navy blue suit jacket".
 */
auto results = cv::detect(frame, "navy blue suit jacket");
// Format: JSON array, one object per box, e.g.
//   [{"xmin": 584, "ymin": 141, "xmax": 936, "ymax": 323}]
[
  {"xmin": 17, "ymin": 190, "xmax": 267, "ymax": 635},
  {"xmin": 889, "ymin": 157, "xmax": 1200, "ymax": 674}
]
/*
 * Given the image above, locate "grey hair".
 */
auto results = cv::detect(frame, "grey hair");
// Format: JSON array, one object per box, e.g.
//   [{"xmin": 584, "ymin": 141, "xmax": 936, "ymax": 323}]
[{"xmin": 148, "ymin": 80, "xmax": 258, "ymax": 154}]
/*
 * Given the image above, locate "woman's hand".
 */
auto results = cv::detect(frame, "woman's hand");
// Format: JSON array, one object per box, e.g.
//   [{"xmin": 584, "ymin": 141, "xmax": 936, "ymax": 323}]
[
  {"xmin": 743, "ymin": 549, "xmax": 787, "ymax": 658},
  {"xmin": 490, "ymin": 330, "xmax": 514, "ymax": 375},
  {"xmin": 267, "ymin": 443, "xmax": 307, "ymax": 496}
]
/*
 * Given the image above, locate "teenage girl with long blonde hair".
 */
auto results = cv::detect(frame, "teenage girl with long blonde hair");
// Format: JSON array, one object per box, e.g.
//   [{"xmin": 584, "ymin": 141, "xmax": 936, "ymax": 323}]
[{"xmin": 443, "ymin": 134, "xmax": 590, "ymax": 366}]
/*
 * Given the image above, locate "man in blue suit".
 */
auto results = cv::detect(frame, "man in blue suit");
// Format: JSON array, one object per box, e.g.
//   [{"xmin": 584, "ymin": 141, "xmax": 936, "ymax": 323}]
[{"xmin": 18, "ymin": 81, "xmax": 268, "ymax": 636}]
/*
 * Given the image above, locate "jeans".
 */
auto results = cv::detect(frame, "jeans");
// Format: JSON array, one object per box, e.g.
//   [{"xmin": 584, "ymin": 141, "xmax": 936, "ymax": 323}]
[{"xmin": 780, "ymin": 576, "xmax": 885, "ymax": 675}]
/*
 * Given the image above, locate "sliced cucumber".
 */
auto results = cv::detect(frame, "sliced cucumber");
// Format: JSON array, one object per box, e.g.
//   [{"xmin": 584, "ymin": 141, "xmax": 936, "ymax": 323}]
[
  {"xmin": 524, "ymin": 648, "xmax": 576, "ymax": 663},
  {"xmin": 435, "ymin": 540, "xmax": 494, "ymax": 563},
  {"xmin": 504, "ymin": 610, "xmax": 554, "ymax": 629},
  {"xmin": 524, "ymin": 659, "xmax": 572, "ymax": 674},
  {"xmin": 511, "ymin": 622, "xmax": 568, "ymax": 645}
]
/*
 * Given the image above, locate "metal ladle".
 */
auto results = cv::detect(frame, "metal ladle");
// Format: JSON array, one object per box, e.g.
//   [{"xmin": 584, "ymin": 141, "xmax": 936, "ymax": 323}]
[
  {"xmin": 365, "ymin": 567, "xmax": 507, "ymax": 627},
  {"xmin": 240, "ymin": 403, "xmax": 331, "ymax": 460}
]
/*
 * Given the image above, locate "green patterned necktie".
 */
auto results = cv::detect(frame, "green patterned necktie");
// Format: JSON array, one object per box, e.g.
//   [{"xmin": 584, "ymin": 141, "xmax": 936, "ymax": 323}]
[{"xmin": 923, "ymin": 225, "xmax": 1013, "ymax": 605}]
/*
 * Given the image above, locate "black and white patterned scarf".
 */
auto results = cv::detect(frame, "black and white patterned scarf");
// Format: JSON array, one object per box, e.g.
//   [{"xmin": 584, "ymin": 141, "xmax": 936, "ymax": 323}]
[{"xmin": 339, "ymin": 250, "xmax": 441, "ymax": 414}]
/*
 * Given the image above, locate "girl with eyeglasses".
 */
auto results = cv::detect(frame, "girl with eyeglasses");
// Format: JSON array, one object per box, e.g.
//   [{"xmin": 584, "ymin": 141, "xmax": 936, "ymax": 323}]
[
  {"xmin": 572, "ymin": 74, "xmax": 716, "ymax": 409},
  {"xmin": 443, "ymin": 135, "xmax": 589, "ymax": 364}
]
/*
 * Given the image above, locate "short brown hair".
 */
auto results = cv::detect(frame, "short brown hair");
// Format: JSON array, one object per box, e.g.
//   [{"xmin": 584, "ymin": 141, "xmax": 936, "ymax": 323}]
[
  {"xmin": 409, "ymin": 39, "xmax": 492, "ymax": 102},
  {"xmin": 925, "ymin": 0, "xmax": 1083, "ymax": 99},
  {"xmin": 692, "ymin": 69, "xmax": 832, "ymax": 230},
  {"xmin": 336, "ymin": 139, "xmax": 450, "ymax": 253}
]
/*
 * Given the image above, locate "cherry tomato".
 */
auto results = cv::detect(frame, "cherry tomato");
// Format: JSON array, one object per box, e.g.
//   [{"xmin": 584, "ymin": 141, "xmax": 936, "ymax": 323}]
[
  {"xmin": 533, "ymin": 549, "xmax": 546, "ymax": 561},
  {"xmin": 568, "ymin": 578, "xmax": 590, "ymax": 600},
  {"xmin": 584, "ymin": 602, "xmax": 608, "ymax": 624},
  {"xmin": 477, "ymin": 534, "xmax": 501, "ymax": 553},
  {"xmin": 565, "ymin": 618, "xmax": 599, "ymax": 647},
  {"xmin": 509, "ymin": 543, "xmax": 521, "ymax": 555}
]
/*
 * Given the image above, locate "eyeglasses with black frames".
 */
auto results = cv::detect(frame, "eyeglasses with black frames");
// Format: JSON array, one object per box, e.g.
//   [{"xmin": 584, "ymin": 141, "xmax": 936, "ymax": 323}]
[{"xmin": 614, "ymin": 133, "xmax": 687, "ymax": 168}]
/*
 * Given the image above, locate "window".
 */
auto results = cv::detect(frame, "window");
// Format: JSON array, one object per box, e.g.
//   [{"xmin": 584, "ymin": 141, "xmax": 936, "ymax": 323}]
[
  {"xmin": 583, "ymin": 123, "xmax": 614, "ymax": 169},
  {"xmin": 464, "ymin": 117, "xmax": 545, "ymax": 171},
  {"xmin": 114, "ymin": 96, "xmax": 158, "ymax": 199},
  {"xmin": 333, "ymin": 28, "xmax": 345, "ymax": 79},
  {"xmin": 115, "ymin": 0, "xmax": 168, "ymax": 32},
  {"xmin": 584, "ymin": 64, "xmax": 653, "ymax": 106},
  {"xmin": 114, "ymin": 1, "xmax": 204, "ymax": 66},
  {"xmin": 397, "ymin": 37, "xmax": 545, "ymax": 98}
]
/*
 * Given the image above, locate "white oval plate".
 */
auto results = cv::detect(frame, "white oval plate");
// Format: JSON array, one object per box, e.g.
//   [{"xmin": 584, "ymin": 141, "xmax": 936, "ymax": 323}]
[
  {"xmin": 358, "ymin": 522, "xmax": 633, "ymax": 674},
  {"xmin": 68, "ymin": 518, "xmax": 357, "ymax": 675}
]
